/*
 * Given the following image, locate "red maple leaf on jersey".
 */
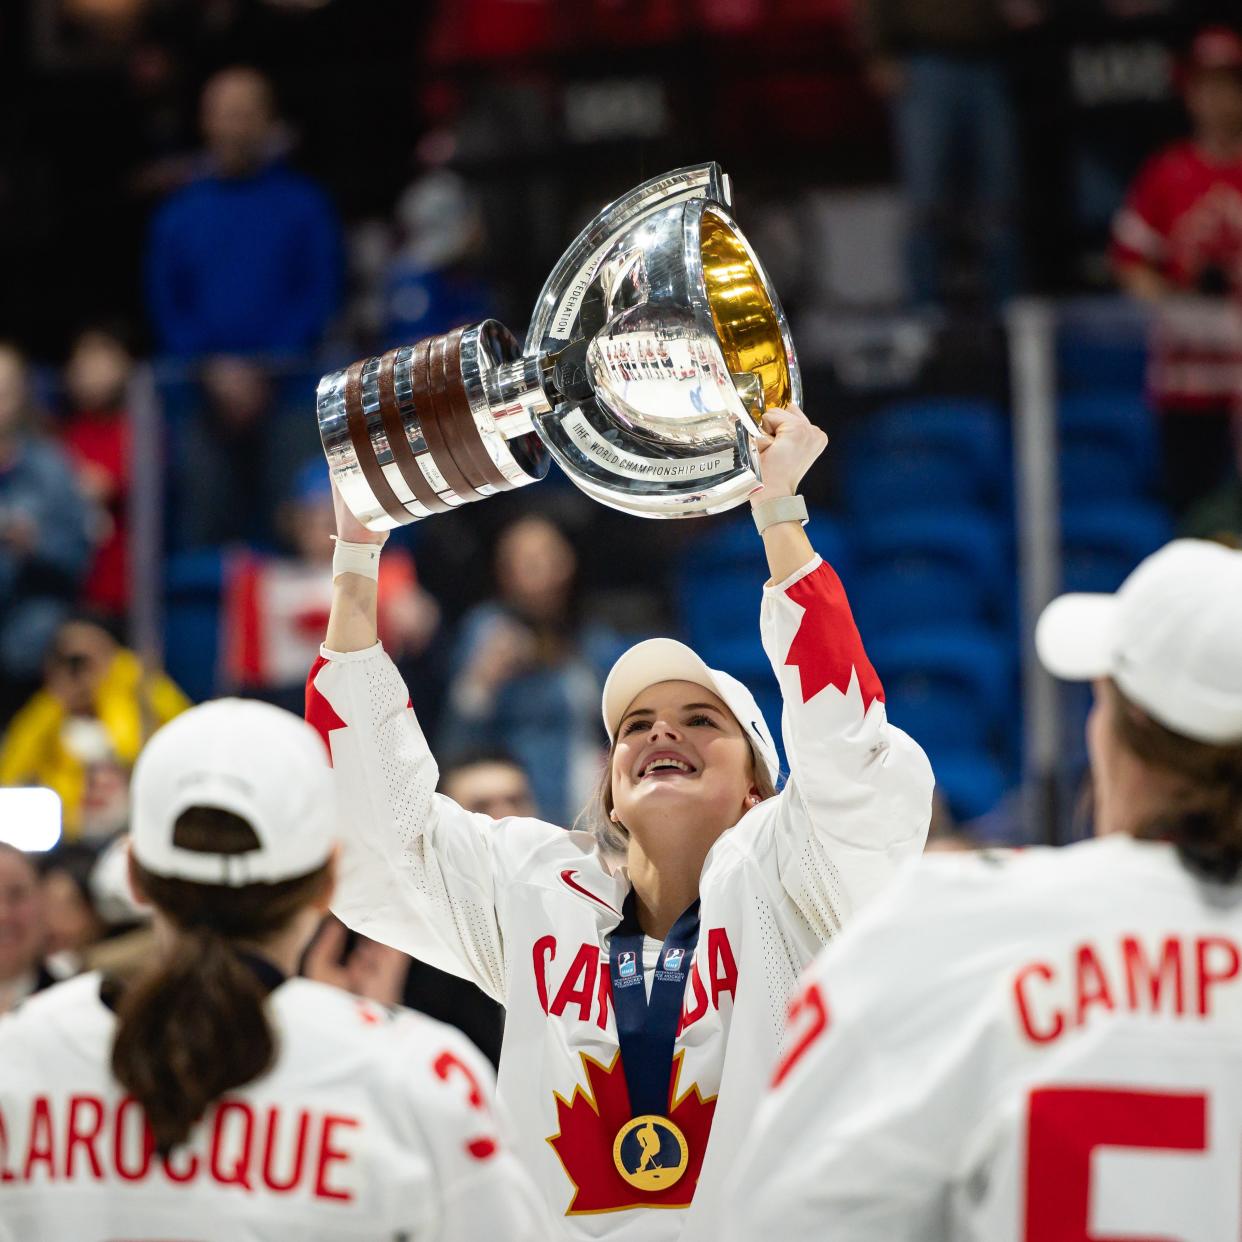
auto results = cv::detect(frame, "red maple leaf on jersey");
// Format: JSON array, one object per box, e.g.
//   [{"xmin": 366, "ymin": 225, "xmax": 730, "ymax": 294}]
[
  {"xmin": 305, "ymin": 655, "xmax": 347, "ymax": 760},
  {"xmin": 547, "ymin": 1050, "xmax": 716, "ymax": 1215},
  {"xmin": 784, "ymin": 564, "xmax": 884, "ymax": 711}
]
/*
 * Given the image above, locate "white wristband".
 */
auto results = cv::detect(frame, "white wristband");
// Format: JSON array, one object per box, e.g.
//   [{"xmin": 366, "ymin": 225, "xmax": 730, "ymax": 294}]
[
  {"xmin": 331, "ymin": 537, "xmax": 382, "ymax": 582},
  {"xmin": 752, "ymin": 493, "xmax": 809, "ymax": 535}
]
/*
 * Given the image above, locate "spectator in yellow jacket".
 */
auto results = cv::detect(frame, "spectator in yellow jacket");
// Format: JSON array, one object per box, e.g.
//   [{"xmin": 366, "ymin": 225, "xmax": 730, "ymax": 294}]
[{"xmin": 0, "ymin": 618, "xmax": 189, "ymax": 839}]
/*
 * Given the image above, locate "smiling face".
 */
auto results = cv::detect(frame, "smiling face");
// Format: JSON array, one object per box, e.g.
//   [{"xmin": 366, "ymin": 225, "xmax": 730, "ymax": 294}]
[{"xmin": 609, "ymin": 680, "xmax": 758, "ymax": 848}]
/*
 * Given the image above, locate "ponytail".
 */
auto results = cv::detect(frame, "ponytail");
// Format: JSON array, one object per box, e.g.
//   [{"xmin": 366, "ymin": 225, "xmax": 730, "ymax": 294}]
[
  {"xmin": 111, "ymin": 808, "xmax": 330, "ymax": 1154},
  {"xmin": 111, "ymin": 924, "xmax": 275, "ymax": 1153}
]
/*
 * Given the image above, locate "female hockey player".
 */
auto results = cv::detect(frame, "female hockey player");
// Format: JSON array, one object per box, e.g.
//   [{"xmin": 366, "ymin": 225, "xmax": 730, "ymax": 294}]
[
  {"xmin": 0, "ymin": 698, "xmax": 545, "ymax": 1241},
  {"xmin": 310, "ymin": 404, "xmax": 933, "ymax": 1241},
  {"xmin": 727, "ymin": 538, "xmax": 1242, "ymax": 1241}
]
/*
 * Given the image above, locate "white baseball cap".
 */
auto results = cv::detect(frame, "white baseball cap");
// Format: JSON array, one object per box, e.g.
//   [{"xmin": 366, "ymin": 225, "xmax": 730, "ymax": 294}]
[
  {"xmin": 601, "ymin": 637, "xmax": 780, "ymax": 784},
  {"xmin": 1036, "ymin": 539, "xmax": 1242, "ymax": 744},
  {"xmin": 131, "ymin": 698, "xmax": 336, "ymax": 886}
]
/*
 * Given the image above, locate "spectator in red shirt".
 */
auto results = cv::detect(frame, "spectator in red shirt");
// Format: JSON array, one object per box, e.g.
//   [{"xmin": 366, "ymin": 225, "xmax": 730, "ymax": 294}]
[
  {"xmin": 60, "ymin": 327, "xmax": 133, "ymax": 620},
  {"xmin": 1111, "ymin": 25, "xmax": 1242, "ymax": 517}
]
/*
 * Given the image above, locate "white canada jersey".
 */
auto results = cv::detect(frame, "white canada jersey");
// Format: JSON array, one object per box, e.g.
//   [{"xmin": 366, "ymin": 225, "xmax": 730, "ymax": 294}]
[
  {"xmin": 0, "ymin": 973, "xmax": 548, "ymax": 1241},
  {"xmin": 726, "ymin": 835, "xmax": 1242, "ymax": 1242},
  {"xmin": 307, "ymin": 555, "xmax": 934, "ymax": 1242}
]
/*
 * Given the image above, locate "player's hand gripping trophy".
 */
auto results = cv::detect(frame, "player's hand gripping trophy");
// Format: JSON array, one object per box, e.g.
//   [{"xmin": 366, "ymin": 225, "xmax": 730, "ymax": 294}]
[{"xmin": 318, "ymin": 163, "xmax": 802, "ymax": 528}]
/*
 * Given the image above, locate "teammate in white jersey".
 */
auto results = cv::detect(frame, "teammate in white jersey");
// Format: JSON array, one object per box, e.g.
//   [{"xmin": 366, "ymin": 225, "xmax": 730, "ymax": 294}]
[
  {"xmin": 0, "ymin": 698, "xmax": 546, "ymax": 1242},
  {"xmin": 726, "ymin": 537, "xmax": 1242, "ymax": 1242},
  {"xmin": 309, "ymin": 405, "xmax": 934, "ymax": 1242}
]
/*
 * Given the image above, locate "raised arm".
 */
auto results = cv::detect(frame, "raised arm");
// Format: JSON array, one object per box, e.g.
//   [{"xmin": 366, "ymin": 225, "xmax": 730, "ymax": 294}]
[
  {"xmin": 747, "ymin": 407, "xmax": 933, "ymax": 933},
  {"xmin": 324, "ymin": 482, "xmax": 387, "ymax": 653},
  {"xmin": 311, "ymin": 486, "xmax": 568, "ymax": 1000}
]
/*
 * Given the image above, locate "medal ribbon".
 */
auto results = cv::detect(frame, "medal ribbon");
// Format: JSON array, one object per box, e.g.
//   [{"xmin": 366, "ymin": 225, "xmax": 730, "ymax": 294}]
[{"xmin": 608, "ymin": 891, "xmax": 701, "ymax": 1119}]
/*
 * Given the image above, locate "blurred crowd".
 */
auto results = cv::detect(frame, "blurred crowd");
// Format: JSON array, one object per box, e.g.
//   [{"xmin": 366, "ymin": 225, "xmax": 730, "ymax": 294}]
[{"xmin": 2, "ymin": 0, "xmax": 1242, "ymax": 1056}]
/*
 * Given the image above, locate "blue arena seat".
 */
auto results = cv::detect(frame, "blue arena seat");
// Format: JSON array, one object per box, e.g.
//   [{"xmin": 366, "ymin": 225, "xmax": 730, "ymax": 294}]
[
  {"xmin": 678, "ymin": 566, "xmax": 759, "ymax": 649},
  {"xmin": 868, "ymin": 627, "xmax": 1015, "ymax": 753},
  {"xmin": 848, "ymin": 399, "xmax": 1009, "ymax": 487},
  {"xmin": 1056, "ymin": 327, "xmax": 1148, "ymax": 395},
  {"xmin": 927, "ymin": 749, "xmax": 1009, "ymax": 821},
  {"xmin": 1058, "ymin": 441, "xmax": 1148, "ymax": 504},
  {"xmin": 842, "ymin": 450, "xmax": 995, "ymax": 516},
  {"xmin": 1061, "ymin": 501, "xmax": 1173, "ymax": 594},
  {"xmin": 1059, "ymin": 391, "xmax": 1158, "ymax": 481},
  {"xmin": 676, "ymin": 509, "xmax": 848, "ymax": 646},
  {"xmin": 850, "ymin": 511, "xmax": 1011, "ymax": 635}
]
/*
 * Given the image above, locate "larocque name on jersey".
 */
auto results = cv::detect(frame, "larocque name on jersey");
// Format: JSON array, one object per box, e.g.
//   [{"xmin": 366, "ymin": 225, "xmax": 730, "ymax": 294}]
[{"xmin": 0, "ymin": 1093, "xmax": 358, "ymax": 1200}]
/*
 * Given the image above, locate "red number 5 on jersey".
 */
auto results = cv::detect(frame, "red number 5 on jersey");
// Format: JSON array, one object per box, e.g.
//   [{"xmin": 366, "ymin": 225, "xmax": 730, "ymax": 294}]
[{"xmin": 1025, "ymin": 1085, "xmax": 1208, "ymax": 1241}]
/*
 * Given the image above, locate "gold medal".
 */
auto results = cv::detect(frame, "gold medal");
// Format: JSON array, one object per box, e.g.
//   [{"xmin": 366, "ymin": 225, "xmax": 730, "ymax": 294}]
[{"xmin": 612, "ymin": 1114, "xmax": 690, "ymax": 1192}]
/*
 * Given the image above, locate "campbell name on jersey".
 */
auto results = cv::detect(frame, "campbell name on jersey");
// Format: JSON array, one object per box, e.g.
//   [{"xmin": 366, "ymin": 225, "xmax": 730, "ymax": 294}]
[
  {"xmin": 308, "ymin": 556, "xmax": 934, "ymax": 1242},
  {"xmin": 729, "ymin": 835, "xmax": 1242, "ymax": 1242}
]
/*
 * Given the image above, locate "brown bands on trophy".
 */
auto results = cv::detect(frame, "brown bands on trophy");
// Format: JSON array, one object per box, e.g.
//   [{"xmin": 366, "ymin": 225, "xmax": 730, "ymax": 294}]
[
  {"xmin": 342, "ymin": 359, "xmax": 409, "ymax": 525},
  {"xmin": 429, "ymin": 328, "xmax": 514, "ymax": 494},
  {"xmin": 375, "ymin": 350, "xmax": 452, "ymax": 515},
  {"xmin": 410, "ymin": 336, "xmax": 480, "ymax": 504}
]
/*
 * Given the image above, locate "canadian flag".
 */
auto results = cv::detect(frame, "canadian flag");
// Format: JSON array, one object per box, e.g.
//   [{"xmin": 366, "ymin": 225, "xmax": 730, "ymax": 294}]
[{"xmin": 224, "ymin": 551, "xmax": 416, "ymax": 690}]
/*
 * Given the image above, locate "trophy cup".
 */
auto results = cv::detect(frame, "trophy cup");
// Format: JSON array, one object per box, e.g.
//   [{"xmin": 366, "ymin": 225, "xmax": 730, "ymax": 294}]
[{"xmin": 318, "ymin": 162, "xmax": 801, "ymax": 529}]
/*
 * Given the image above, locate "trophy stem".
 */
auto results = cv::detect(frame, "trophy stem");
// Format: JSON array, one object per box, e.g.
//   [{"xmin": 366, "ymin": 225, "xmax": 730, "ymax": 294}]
[
  {"xmin": 483, "ymin": 355, "xmax": 552, "ymax": 442},
  {"xmin": 318, "ymin": 320, "xmax": 550, "ymax": 530}
]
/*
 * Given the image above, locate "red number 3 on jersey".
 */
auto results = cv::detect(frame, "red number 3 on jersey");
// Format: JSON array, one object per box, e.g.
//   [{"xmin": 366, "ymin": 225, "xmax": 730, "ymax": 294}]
[{"xmin": 433, "ymin": 1049, "xmax": 500, "ymax": 1161}]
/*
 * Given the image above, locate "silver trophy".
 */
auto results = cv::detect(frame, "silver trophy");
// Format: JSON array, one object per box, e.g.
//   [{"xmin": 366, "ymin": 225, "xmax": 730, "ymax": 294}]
[{"xmin": 318, "ymin": 163, "xmax": 801, "ymax": 529}]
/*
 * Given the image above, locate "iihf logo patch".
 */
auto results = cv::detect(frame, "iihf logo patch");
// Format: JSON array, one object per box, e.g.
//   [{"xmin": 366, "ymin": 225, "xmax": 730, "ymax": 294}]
[
  {"xmin": 618, "ymin": 951, "xmax": 638, "ymax": 979},
  {"xmin": 663, "ymin": 947, "xmax": 685, "ymax": 972}
]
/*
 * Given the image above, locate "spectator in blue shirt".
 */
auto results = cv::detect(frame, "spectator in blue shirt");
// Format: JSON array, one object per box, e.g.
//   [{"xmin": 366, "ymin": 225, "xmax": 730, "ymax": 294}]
[
  {"xmin": 145, "ymin": 66, "xmax": 343, "ymax": 359},
  {"xmin": 148, "ymin": 68, "xmax": 342, "ymax": 547},
  {"xmin": 0, "ymin": 344, "xmax": 93, "ymax": 723}
]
